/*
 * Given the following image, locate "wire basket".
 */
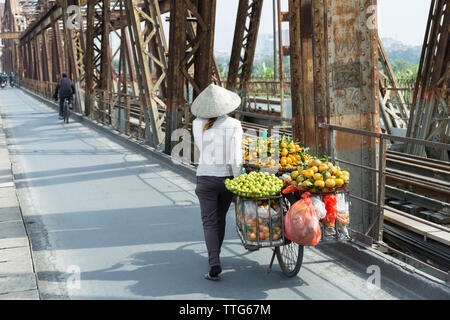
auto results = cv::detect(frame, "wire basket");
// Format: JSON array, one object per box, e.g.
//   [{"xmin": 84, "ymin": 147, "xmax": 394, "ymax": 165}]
[{"xmin": 235, "ymin": 195, "xmax": 286, "ymax": 250}]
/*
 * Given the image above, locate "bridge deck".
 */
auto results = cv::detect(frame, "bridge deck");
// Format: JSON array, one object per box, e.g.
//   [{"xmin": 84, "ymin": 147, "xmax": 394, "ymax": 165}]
[{"xmin": 0, "ymin": 88, "xmax": 448, "ymax": 299}]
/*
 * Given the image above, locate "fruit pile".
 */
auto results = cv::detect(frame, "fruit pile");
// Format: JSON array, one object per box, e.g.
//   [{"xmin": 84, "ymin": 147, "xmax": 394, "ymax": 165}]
[
  {"xmin": 225, "ymin": 171, "xmax": 283, "ymax": 198},
  {"xmin": 242, "ymin": 137, "xmax": 277, "ymax": 168},
  {"xmin": 242, "ymin": 135, "xmax": 311, "ymax": 169},
  {"xmin": 282, "ymin": 158, "xmax": 350, "ymax": 193},
  {"xmin": 236, "ymin": 199, "xmax": 283, "ymax": 243}
]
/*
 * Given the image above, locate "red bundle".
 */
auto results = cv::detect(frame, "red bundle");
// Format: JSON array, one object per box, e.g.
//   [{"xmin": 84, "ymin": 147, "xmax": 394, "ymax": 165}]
[
  {"xmin": 322, "ymin": 195, "xmax": 338, "ymax": 227},
  {"xmin": 284, "ymin": 193, "xmax": 322, "ymax": 246}
]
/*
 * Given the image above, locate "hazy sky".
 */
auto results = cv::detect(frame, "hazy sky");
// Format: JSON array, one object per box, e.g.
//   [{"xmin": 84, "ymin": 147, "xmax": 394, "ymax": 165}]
[
  {"xmin": 0, "ymin": 0, "xmax": 430, "ymax": 50},
  {"xmin": 214, "ymin": 0, "xmax": 430, "ymax": 52}
]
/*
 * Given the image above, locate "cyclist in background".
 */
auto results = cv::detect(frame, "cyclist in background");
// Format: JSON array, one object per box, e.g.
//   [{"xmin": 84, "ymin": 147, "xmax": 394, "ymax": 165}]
[
  {"xmin": 9, "ymin": 72, "xmax": 15, "ymax": 87},
  {"xmin": 54, "ymin": 73, "xmax": 75, "ymax": 120},
  {"xmin": 0, "ymin": 73, "xmax": 7, "ymax": 84}
]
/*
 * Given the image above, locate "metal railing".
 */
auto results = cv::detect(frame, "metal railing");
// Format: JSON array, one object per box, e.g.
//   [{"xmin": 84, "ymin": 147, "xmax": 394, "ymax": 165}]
[{"xmin": 319, "ymin": 122, "xmax": 450, "ymax": 279}]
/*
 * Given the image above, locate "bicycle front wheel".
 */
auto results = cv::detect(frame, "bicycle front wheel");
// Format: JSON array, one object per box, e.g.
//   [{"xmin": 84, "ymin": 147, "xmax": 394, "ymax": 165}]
[{"xmin": 275, "ymin": 241, "xmax": 304, "ymax": 277}]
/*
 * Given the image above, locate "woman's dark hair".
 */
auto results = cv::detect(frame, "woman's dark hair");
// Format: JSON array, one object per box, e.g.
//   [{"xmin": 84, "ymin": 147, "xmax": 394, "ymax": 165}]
[{"xmin": 203, "ymin": 117, "xmax": 218, "ymax": 131}]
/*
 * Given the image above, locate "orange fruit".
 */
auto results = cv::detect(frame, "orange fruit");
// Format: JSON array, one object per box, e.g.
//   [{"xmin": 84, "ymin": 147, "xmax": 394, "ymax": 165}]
[
  {"xmin": 325, "ymin": 179, "xmax": 336, "ymax": 188},
  {"xmin": 280, "ymin": 157, "xmax": 287, "ymax": 166},
  {"xmin": 281, "ymin": 148, "xmax": 289, "ymax": 156},
  {"xmin": 250, "ymin": 233, "xmax": 257, "ymax": 240},
  {"xmin": 314, "ymin": 173, "xmax": 323, "ymax": 180},
  {"xmin": 303, "ymin": 169, "xmax": 314, "ymax": 179},
  {"xmin": 314, "ymin": 180, "xmax": 325, "ymax": 189}
]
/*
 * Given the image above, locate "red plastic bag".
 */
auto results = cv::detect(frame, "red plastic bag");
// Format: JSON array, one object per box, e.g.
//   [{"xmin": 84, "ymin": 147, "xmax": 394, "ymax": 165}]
[
  {"xmin": 284, "ymin": 193, "xmax": 321, "ymax": 246},
  {"xmin": 322, "ymin": 195, "xmax": 338, "ymax": 227}
]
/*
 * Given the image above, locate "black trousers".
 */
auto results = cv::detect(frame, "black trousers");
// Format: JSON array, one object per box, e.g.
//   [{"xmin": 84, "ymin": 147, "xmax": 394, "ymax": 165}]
[{"xmin": 195, "ymin": 176, "xmax": 234, "ymax": 268}]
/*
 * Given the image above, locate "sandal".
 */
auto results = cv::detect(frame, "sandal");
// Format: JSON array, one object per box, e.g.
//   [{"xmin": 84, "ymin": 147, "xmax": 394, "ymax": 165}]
[{"xmin": 204, "ymin": 273, "xmax": 221, "ymax": 281}]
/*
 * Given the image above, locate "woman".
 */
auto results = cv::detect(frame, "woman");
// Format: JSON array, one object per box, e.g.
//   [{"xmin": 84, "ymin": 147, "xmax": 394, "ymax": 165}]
[{"xmin": 191, "ymin": 84, "xmax": 243, "ymax": 281}]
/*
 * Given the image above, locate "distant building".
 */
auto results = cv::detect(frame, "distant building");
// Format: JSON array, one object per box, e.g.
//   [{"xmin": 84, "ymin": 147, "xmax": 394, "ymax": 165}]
[
  {"xmin": 282, "ymin": 29, "xmax": 290, "ymax": 46},
  {"xmin": 256, "ymin": 33, "xmax": 274, "ymax": 55},
  {"xmin": 256, "ymin": 30, "xmax": 290, "ymax": 56}
]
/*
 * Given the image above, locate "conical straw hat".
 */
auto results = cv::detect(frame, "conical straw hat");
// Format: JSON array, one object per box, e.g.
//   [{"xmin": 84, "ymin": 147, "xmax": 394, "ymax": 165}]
[{"xmin": 190, "ymin": 84, "xmax": 241, "ymax": 118}]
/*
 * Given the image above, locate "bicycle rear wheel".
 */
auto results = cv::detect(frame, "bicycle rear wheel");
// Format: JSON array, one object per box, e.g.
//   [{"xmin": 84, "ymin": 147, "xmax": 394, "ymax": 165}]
[
  {"xmin": 275, "ymin": 241, "xmax": 304, "ymax": 277},
  {"xmin": 64, "ymin": 101, "xmax": 69, "ymax": 123}
]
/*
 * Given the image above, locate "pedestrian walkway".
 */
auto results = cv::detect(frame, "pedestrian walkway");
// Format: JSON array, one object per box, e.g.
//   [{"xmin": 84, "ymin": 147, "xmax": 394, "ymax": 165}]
[
  {"xmin": 0, "ymin": 109, "xmax": 39, "ymax": 300},
  {"xmin": 0, "ymin": 88, "xmax": 449, "ymax": 300}
]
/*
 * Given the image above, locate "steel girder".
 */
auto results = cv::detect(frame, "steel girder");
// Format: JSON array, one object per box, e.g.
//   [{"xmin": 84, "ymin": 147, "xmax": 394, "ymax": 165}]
[
  {"xmin": 165, "ymin": 0, "xmax": 218, "ymax": 153},
  {"xmin": 288, "ymin": 0, "xmax": 380, "ymax": 238},
  {"xmin": 227, "ymin": 0, "xmax": 264, "ymax": 103},
  {"xmin": 408, "ymin": 0, "xmax": 449, "ymax": 160}
]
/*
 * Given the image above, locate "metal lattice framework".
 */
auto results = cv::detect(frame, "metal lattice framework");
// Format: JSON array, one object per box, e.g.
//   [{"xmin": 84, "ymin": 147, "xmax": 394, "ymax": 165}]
[
  {"xmin": 227, "ymin": 0, "xmax": 264, "ymax": 100},
  {"xmin": 407, "ymin": 0, "xmax": 449, "ymax": 160},
  {"xmin": 0, "ymin": 0, "xmax": 447, "ymax": 159}
]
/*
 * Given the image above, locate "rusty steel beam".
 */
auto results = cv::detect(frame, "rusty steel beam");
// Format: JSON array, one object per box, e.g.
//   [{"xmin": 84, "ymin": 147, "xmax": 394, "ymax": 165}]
[
  {"xmin": 407, "ymin": 0, "xmax": 449, "ymax": 159},
  {"xmin": 125, "ymin": 0, "xmax": 165, "ymax": 147},
  {"xmin": 1, "ymin": 0, "xmax": 23, "ymax": 74},
  {"xmin": 227, "ymin": 0, "xmax": 264, "ymax": 100},
  {"xmin": 288, "ymin": 0, "xmax": 380, "ymax": 237},
  {"xmin": 165, "ymin": 0, "xmax": 186, "ymax": 154},
  {"xmin": 165, "ymin": 0, "xmax": 218, "ymax": 154},
  {"xmin": 0, "ymin": 32, "xmax": 22, "ymax": 39},
  {"xmin": 84, "ymin": 0, "xmax": 96, "ymax": 116},
  {"xmin": 193, "ymin": 0, "xmax": 217, "ymax": 95},
  {"xmin": 60, "ymin": 0, "xmax": 85, "ymax": 113},
  {"xmin": 50, "ymin": 9, "xmax": 63, "ymax": 80}
]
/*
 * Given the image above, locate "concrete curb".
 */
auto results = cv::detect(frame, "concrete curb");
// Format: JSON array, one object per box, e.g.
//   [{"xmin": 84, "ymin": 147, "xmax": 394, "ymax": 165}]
[
  {"xmin": 0, "ymin": 104, "xmax": 40, "ymax": 300},
  {"xmin": 18, "ymin": 87, "xmax": 450, "ymax": 299},
  {"xmin": 316, "ymin": 241, "xmax": 450, "ymax": 299}
]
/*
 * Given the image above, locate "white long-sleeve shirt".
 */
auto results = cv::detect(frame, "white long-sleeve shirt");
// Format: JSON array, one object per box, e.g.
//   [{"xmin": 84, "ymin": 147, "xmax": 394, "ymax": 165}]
[{"xmin": 193, "ymin": 115, "xmax": 243, "ymax": 177}]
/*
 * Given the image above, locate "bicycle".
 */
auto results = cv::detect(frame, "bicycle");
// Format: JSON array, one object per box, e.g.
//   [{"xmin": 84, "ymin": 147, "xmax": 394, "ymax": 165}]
[{"xmin": 63, "ymin": 97, "xmax": 70, "ymax": 124}]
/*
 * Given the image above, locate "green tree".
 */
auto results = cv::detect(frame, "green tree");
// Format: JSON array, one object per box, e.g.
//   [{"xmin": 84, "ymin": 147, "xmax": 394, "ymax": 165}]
[{"xmin": 391, "ymin": 60, "xmax": 418, "ymax": 79}]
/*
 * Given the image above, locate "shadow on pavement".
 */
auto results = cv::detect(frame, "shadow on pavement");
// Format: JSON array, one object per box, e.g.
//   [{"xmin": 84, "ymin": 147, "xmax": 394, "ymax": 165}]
[{"xmin": 37, "ymin": 242, "xmax": 310, "ymax": 300}]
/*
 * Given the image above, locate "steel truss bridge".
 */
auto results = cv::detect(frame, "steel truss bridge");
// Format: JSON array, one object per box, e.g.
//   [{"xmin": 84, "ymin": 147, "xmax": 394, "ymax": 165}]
[{"xmin": 0, "ymin": 0, "xmax": 449, "ymax": 248}]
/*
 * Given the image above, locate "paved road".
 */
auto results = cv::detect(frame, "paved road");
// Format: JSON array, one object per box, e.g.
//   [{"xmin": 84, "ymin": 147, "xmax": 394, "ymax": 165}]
[{"xmin": 0, "ymin": 88, "xmax": 428, "ymax": 300}]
